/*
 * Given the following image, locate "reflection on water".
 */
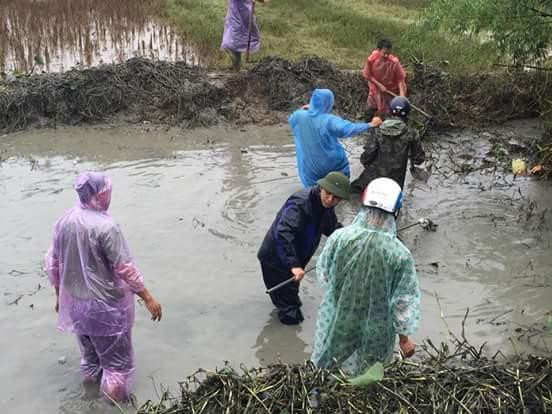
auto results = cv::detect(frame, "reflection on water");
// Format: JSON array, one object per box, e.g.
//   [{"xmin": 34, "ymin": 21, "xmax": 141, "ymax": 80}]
[
  {"xmin": 0, "ymin": 0, "xmax": 196, "ymax": 74},
  {"xmin": 253, "ymin": 311, "xmax": 310, "ymax": 365},
  {"xmin": 0, "ymin": 123, "xmax": 551, "ymax": 413}
]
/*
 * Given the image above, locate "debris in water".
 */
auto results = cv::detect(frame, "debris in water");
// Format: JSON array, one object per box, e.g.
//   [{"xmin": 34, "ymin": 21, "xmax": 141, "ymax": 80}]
[
  {"xmin": 7, "ymin": 294, "xmax": 23, "ymax": 306},
  {"xmin": 192, "ymin": 217, "xmax": 205, "ymax": 228},
  {"xmin": 8, "ymin": 269, "xmax": 28, "ymax": 276},
  {"xmin": 58, "ymin": 356, "xmax": 67, "ymax": 365},
  {"xmin": 512, "ymin": 158, "xmax": 527, "ymax": 176}
]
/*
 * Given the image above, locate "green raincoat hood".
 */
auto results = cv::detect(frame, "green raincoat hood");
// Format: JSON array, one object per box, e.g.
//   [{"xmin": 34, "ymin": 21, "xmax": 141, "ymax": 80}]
[{"xmin": 379, "ymin": 119, "xmax": 407, "ymax": 137}]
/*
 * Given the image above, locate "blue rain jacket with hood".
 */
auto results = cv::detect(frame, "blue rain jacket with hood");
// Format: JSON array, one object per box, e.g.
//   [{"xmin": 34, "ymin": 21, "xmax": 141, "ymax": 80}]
[{"xmin": 289, "ymin": 89, "xmax": 371, "ymax": 187}]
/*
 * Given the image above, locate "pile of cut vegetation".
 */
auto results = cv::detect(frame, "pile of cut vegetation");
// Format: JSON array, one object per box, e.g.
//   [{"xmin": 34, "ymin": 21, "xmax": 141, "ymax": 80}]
[
  {"xmin": 409, "ymin": 63, "xmax": 549, "ymax": 128},
  {"xmin": 1, "ymin": 56, "xmax": 549, "ymax": 133},
  {"xmin": 138, "ymin": 340, "xmax": 552, "ymax": 413},
  {"xmin": 232, "ymin": 56, "xmax": 367, "ymax": 116},
  {"xmin": 0, "ymin": 58, "xmax": 223, "ymax": 131}
]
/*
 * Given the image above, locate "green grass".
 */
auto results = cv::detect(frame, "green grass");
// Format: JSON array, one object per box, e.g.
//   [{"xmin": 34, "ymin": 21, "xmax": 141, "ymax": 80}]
[{"xmin": 161, "ymin": 0, "xmax": 497, "ymax": 73}]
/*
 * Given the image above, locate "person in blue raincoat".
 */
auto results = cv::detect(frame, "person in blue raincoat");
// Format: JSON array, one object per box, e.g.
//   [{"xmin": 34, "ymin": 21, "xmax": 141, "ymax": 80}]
[{"xmin": 289, "ymin": 89, "xmax": 382, "ymax": 187}]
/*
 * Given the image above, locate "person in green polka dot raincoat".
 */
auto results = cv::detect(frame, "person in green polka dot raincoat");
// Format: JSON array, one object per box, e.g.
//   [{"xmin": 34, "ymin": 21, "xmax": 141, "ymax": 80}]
[{"xmin": 311, "ymin": 177, "xmax": 420, "ymax": 375}]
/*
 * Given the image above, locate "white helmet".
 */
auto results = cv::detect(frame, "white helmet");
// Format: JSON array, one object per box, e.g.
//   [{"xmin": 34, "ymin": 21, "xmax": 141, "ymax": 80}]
[{"xmin": 361, "ymin": 177, "xmax": 403, "ymax": 214}]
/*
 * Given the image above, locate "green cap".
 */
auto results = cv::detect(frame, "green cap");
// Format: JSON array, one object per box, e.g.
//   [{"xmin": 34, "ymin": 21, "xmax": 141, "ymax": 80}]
[{"xmin": 317, "ymin": 171, "xmax": 351, "ymax": 200}]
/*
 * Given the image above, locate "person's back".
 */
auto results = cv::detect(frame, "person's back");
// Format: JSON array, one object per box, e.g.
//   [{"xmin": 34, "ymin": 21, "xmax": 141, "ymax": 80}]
[
  {"xmin": 289, "ymin": 89, "xmax": 378, "ymax": 187},
  {"xmin": 352, "ymin": 118, "xmax": 423, "ymax": 191},
  {"xmin": 45, "ymin": 171, "xmax": 162, "ymax": 402},
  {"xmin": 312, "ymin": 178, "xmax": 420, "ymax": 375},
  {"xmin": 352, "ymin": 97, "xmax": 424, "ymax": 191},
  {"xmin": 53, "ymin": 205, "xmax": 135, "ymax": 335},
  {"xmin": 312, "ymin": 209, "xmax": 417, "ymax": 372}
]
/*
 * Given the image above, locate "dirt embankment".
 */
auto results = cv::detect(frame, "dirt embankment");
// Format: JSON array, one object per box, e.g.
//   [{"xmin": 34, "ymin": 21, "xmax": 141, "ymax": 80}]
[
  {"xmin": 1, "ymin": 56, "xmax": 550, "ymax": 171},
  {"xmin": 1, "ymin": 56, "xmax": 549, "ymax": 130}
]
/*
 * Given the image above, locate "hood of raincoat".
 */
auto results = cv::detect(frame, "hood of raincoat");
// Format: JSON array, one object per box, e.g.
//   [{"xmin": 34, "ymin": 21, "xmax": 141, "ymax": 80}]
[
  {"xmin": 379, "ymin": 118, "xmax": 407, "ymax": 137},
  {"xmin": 75, "ymin": 171, "xmax": 112, "ymax": 212},
  {"xmin": 352, "ymin": 206, "xmax": 397, "ymax": 235},
  {"xmin": 307, "ymin": 89, "xmax": 335, "ymax": 116},
  {"xmin": 311, "ymin": 203, "xmax": 419, "ymax": 375}
]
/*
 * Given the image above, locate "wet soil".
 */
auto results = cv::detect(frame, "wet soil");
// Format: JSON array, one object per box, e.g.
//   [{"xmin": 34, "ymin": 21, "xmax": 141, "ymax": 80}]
[
  {"xmin": 2, "ymin": 56, "xmax": 550, "ymax": 136},
  {"xmin": 0, "ymin": 121, "xmax": 550, "ymax": 413}
]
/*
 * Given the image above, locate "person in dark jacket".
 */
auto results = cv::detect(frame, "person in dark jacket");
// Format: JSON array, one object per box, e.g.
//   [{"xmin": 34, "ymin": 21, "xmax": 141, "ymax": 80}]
[
  {"xmin": 258, "ymin": 171, "xmax": 351, "ymax": 325},
  {"xmin": 351, "ymin": 96, "xmax": 425, "ymax": 192}
]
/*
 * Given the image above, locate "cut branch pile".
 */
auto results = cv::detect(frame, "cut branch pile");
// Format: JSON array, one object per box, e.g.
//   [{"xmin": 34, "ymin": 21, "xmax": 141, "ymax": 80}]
[{"xmin": 138, "ymin": 339, "xmax": 552, "ymax": 413}]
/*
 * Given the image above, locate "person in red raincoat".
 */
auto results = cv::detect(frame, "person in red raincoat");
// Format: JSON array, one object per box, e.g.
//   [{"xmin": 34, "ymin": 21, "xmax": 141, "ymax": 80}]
[{"xmin": 363, "ymin": 39, "xmax": 407, "ymax": 119}]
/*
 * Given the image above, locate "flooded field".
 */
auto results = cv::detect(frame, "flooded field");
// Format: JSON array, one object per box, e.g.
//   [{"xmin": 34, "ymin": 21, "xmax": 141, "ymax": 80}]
[
  {"xmin": 0, "ymin": 0, "xmax": 195, "ymax": 74},
  {"xmin": 0, "ymin": 122, "xmax": 551, "ymax": 413}
]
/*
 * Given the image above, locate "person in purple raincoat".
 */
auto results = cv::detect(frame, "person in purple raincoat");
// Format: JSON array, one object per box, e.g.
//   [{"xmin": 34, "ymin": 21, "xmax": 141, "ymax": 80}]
[
  {"xmin": 44, "ymin": 171, "xmax": 162, "ymax": 402},
  {"xmin": 221, "ymin": 0, "xmax": 265, "ymax": 70}
]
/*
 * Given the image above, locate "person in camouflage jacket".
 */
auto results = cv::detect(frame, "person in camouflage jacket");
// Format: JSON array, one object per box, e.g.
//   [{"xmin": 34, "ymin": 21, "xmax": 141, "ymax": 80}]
[{"xmin": 352, "ymin": 96, "xmax": 425, "ymax": 192}]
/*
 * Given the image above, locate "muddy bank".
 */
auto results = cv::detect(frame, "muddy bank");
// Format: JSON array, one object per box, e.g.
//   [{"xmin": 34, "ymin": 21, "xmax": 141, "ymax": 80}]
[
  {"xmin": 1, "ymin": 55, "xmax": 551, "ymax": 178},
  {"xmin": 1, "ymin": 56, "xmax": 549, "ymax": 131}
]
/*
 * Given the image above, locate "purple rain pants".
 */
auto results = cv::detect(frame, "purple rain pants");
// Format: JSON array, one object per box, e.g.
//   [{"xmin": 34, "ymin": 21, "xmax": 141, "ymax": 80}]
[{"xmin": 77, "ymin": 331, "xmax": 134, "ymax": 401}]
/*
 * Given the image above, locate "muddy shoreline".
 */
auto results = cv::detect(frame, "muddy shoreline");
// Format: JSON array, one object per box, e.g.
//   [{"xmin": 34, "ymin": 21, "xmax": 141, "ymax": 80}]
[
  {"xmin": 0, "ymin": 56, "xmax": 548, "ymax": 132},
  {"xmin": 3, "ymin": 55, "xmax": 551, "ymax": 177}
]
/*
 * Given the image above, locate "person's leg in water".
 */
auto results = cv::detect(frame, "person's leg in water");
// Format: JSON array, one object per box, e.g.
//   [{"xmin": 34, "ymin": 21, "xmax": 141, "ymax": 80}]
[
  {"xmin": 77, "ymin": 335, "xmax": 103, "ymax": 399},
  {"xmin": 89, "ymin": 332, "xmax": 135, "ymax": 403},
  {"xmin": 260, "ymin": 261, "xmax": 304, "ymax": 325},
  {"xmin": 351, "ymin": 166, "xmax": 378, "ymax": 194}
]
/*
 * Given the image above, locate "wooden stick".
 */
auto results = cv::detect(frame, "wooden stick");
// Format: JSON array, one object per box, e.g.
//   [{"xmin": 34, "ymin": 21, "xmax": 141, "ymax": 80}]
[
  {"xmin": 265, "ymin": 266, "xmax": 315, "ymax": 294},
  {"xmin": 266, "ymin": 276, "xmax": 295, "ymax": 294},
  {"xmin": 246, "ymin": 1, "xmax": 256, "ymax": 63},
  {"xmin": 492, "ymin": 63, "xmax": 552, "ymax": 72},
  {"xmin": 385, "ymin": 90, "xmax": 432, "ymax": 119}
]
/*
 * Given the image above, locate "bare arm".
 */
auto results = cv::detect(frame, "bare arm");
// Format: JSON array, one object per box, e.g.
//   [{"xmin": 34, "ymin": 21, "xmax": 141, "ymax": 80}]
[
  {"xmin": 398, "ymin": 334, "xmax": 415, "ymax": 358},
  {"xmin": 136, "ymin": 288, "xmax": 162, "ymax": 321},
  {"xmin": 399, "ymin": 79, "xmax": 407, "ymax": 96}
]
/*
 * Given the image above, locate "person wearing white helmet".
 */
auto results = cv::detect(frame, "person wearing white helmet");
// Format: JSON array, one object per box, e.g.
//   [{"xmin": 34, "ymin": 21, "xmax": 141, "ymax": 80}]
[{"xmin": 311, "ymin": 177, "xmax": 420, "ymax": 375}]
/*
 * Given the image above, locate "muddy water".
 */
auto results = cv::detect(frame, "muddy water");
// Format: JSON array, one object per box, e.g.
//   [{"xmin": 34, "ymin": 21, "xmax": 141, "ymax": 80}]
[
  {"xmin": 0, "ymin": 0, "xmax": 196, "ymax": 74},
  {"xmin": 1, "ymin": 122, "xmax": 551, "ymax": 413}
]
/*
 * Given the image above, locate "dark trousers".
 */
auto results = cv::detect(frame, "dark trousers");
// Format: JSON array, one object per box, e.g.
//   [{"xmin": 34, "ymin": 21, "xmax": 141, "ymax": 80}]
[
  {"xmin": 230, "ymin": 50, "xmax": 241, "ymax": 70},
  {"xmin": 260, "ymin": 261, "xmax": 304, "ymax": 325},
  {"xmin": 351, "ymin": 168, "xmax": 375, "ymax": 194}
]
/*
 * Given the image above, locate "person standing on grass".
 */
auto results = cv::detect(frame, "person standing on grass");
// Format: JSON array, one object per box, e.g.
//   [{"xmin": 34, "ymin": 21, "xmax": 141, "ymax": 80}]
[
  {"xmin": 311, "ymin": 177, "xmax": 420, "ymax": 375},
  {"xmin": 257, "ymin": 171, "xmax": 351, "ymax": 325},
  {"xmin": 45, "ymin": 171, "xmax": 162, "ymax": 403},
  {"xmin": 363, "ymin": 39, "xmax": 407, "ymax": 119},
  {"xmin": 221, "ymin": 0, "xmax": 266, "ymax": 71},
  {"xmin": 289, "ymin": 88, "xmax": 382, "ymax": 188}
]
